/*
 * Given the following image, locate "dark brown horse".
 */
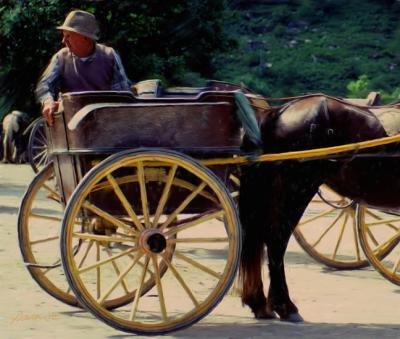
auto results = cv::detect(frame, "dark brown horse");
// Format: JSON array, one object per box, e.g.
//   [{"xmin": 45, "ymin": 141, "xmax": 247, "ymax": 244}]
[{"xmin": 239, "ymin": 95, "xmax": 400, "ymax": 321}]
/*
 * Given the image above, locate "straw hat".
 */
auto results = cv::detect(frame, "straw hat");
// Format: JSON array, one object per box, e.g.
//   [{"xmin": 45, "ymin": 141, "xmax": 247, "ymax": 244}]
[{"xmin": 57, "ymin": 10, "xmax": 99, "ymax": 40}]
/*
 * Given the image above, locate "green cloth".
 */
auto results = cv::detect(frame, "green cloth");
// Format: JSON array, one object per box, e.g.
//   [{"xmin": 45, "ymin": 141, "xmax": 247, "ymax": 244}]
[{"xmin": 234, "ymin": 92, "xmax": 262, "ymax": 147}]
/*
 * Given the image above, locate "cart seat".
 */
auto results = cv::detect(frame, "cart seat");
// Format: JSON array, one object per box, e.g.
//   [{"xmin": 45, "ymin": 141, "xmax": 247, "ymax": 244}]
[{"xmin": 132, "ymin": 79, "xmax": 253, "ymax": 99}]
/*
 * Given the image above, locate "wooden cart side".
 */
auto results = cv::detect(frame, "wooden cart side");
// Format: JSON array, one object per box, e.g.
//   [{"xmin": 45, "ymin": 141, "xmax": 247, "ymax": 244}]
[{"xmin": 47, "ymin": 91, "xmax": 243, "ymax": 204}]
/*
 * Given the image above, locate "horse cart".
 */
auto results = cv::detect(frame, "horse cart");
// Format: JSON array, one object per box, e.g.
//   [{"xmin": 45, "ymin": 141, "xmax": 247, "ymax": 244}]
[{"xmin": 17, "ymin": 83, "xmax": 400, "ymax": 334}]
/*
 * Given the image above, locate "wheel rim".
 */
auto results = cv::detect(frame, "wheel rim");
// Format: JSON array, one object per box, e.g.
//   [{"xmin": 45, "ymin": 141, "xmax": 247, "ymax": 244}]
[
  {"xmin": 18, "ymin": 162, "xmax": 148, "ymax": 308},
  {"xmin": 18, "ymin": 163, "xmax": 78, "ymax": 305},
  {"xmin": 28, "ymin": 118, "xmax": 49, "ymax": 173},
  {"xmin": 294, "ymin": 184, "xmax": 369, "ymax": 269},
  {"xmin": 61, "ymin": 150, "xmax": 241, "ymax": 335},
  {"xmin": 357, "ymin": 205, "xmax": 400, "ymax": 285}
]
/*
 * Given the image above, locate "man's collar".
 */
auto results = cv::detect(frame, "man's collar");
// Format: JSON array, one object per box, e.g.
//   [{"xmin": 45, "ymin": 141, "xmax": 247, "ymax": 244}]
[{"xmin": 70, "ymin": 44, "xmax": 97, "ymax": 61}]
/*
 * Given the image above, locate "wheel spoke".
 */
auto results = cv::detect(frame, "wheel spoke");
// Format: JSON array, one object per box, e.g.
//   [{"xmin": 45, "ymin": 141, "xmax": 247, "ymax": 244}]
[
  {"xmin": 137, "ymin": 161, "xmax": 151, "ymax": 228},
  {"xmin": 42, "ymin": 183, "xmax": 61, "ymax": 201},
  {"xmin": 165, "ymin": 210, "xmax": 225, "ymax": 237},
  {"xmin": 160, "ymin": 253, "xmax": 199, "ymax": 307},
  {"xmin": 33, "ymin": 149, "xmax": 47, "ymax": 161},
  {"xmin": 365, "ymin": 209, "xmax": 400, "ymax": 231},
  {"xmin": 82, "ymin": 201, "xmax": 137, "ymax": 235},
  {"xmin": 372, "ymin": 230, "xmax": 400, "ymax": 256},
  {"xmin": 175, "ymin": 251, "xmax": 222, "ymax": 279},
  {"xmin": 311, "ymin": 210, "xmax": 345, "ymax": 247},
  {"xmin": 98, "ymin": 252, "xmax": 144, "ymax": 304},
  {"xmin": 106, "ymin": 174, "xmax": 144, "ymax": 231},
  {"xmin": 129, "ymin": 255, "xmax": 150, "ymax": 321},
  {"xmin": 332, "ymin": 212, "xmax": 349, "ymax": 260},
  {"xmin": 30, "ymin": 235, "xmax": 59, "ymax": 245},
  {"xmin": 392, "ymin": 255, "xmax": 400, "ymax": 276},
  {"xmin": 77, "ymin": 240, "xmax": 95, "ymax": 270},
  {"xmin": 169, "ymin": 237, "xmax": 228, "ymax": 244},
  {"xmin": 79, "ymin": 247, "xmax": 137, "ymax": 273},
  {"xmin": 36, "ymin": 152, "xmax": 48, "ymax": 168},
  {"xmin": 366, "ymin": 226, "xmax": 380, "ymax": 247},
  {"xmin": 151, "ymin": 254, "xmax": 168, "ymax": 321},
  {"xmin": 365, "ymin": 218, "xmax": 400, "ymax": 227},
  {"xmin": 230, "ymin": 191, "xmax": 239, "ymax": 199},
  {"xmin": 152, "ymin": 165, "xmax": 178, "ymax": 227},
  {"xmin": 36, "ymin": 127, "xmax": 47, "ymax": 143},
  {"xmin": 362, "ymin": 207, "xmax": 400, "ymax": 247},
  {"xmin": 73, "ymin": 232, "xmax": 135, "ymax": 244},
  {"xmin": 96, "ymin": 242, "xmax": 101, "ymax": 299},
  {"xmin": 298, "ymin": 206, "xmax": 339, "ymax": 226},
  {"xmin": 229, "ymin": 174, "xmax": 240, "ymax": 187},
  {"xmin": 30, "ymin": 213, "xmax": 62, "ymax": 222},
  {"xmin": 160, "ymin": 182, "xmax": 207, "ymax": 231},
  {"xmin": 32, "ymin": 145, "xmax": 47, "ymax": 151},
  {"xmin": 172, "ymin": 178, "xmax": 217, "ymax": 203},
  {"xmin": 33, "ymin": 137, "xmax": 47, "ymax": 150}
]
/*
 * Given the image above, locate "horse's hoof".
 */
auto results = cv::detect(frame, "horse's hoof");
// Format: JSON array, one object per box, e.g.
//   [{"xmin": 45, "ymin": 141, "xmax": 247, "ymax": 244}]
[
  {"xmin": 280, "ymin": 312, "xmax": 304, "ymax": 323},
  {"xmin": 254, "ymin": 307, "xmax": 278, "ymax": 319}
]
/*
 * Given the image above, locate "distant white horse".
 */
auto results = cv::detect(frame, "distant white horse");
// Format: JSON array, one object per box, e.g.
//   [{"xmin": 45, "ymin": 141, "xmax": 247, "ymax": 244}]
[{"xmin": 2, "ymin": 110, "xmax": 30, "ymax": 163}]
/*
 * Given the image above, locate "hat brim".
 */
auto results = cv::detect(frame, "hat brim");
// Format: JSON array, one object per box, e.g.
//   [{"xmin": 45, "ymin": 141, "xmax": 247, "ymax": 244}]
[{"xmin": 57, "ymin": 25, "xmax": 98, "ymax": 40}]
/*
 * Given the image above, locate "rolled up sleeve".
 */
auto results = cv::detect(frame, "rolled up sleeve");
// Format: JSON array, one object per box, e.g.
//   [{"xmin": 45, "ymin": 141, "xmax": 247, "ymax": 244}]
[{"xmin": 111, "ymin": 50, "xmax": 132, "ymax": 91}]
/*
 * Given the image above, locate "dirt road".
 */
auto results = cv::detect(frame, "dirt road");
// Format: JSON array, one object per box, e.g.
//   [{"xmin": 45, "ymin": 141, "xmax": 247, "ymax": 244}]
[{"xmin": 1, "ymin": 164, "xmax": 399, "ymax": 338}]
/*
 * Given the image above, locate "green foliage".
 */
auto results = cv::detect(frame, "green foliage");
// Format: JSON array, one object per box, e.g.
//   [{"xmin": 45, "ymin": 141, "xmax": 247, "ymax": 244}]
[
  {"xmin": 3, "ymin": 0, "xmax": 400, "ymax": 120},
  {"xmin": 0, "ymin": 0, "xmax": 233, "ymax": 119},
  {"xmin": 346, "ymin": 75, "xmax": 372, "ymax": 98},
  {"xmin": 347, "ymin": 74, "xmax": 400, "ymax": 103},
  {"xmin": 215, "ymin": 0, "xmax": 400, "ymax": 100}
]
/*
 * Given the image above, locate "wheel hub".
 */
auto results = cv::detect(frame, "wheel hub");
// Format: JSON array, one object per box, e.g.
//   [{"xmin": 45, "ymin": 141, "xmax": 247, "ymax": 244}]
[{"xmin": 139, "ymin": 229, "xmax": 167, "ymax": 254}]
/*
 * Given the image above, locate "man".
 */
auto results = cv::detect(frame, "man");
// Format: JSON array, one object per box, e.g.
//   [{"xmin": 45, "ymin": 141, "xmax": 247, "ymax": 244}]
[{"xmin": 36, "ymin": 10, "xmax": 132, "ymax": 125}]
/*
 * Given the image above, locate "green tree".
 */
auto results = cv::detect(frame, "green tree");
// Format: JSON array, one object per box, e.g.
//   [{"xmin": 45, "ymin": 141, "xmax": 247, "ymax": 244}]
[{"xmin": 0, "ymin": 0, "xmax": 233, "ymax": 119}]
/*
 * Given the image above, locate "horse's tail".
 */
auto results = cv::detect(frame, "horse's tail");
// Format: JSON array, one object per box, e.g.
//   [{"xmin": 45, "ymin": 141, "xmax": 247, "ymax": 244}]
[
  {"xmin": 238, "ymin": 228, "xmax": 265, "ymax": 306},
  {"xmin": 238, "ymin": 166, "xmax": 266, "ymax": 307}
]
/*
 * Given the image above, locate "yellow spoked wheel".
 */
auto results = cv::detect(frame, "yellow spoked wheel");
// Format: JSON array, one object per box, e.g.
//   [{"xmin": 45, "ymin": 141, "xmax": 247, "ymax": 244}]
[
  {"xmin": 357, "ymin": 205, "xmax": 400, "ymax": 285},
  {"xmin": 60, "ymin": 149, "xmax": 241, "ymax": 335},
  {"xmin": 294, "ymin": 185, "xmax": 369, "ymax": 269},
  {"xmin": 18, "ymin": 163, "xmax": 154, "ymax": 309},
  {"xmin": 18, "ymin": 162, "xmax": 78, "ymax": 305}
]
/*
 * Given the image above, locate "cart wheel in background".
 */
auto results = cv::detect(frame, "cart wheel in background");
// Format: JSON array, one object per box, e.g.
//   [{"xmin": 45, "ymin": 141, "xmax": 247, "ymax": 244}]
[
  {"xmin": 357, "ymin": 205, "xmax": 400, "ymax": 285},
  {"xmin": 61, "ymin": 149, "xmax": 241, "ymax": 335},
  {"xmin": 294, "ymin": 184, "xmax": 370, "ymax": 269},
  {"xmin": 28, "ymin": 118, "xmax": 49, "ymax": 173},
  {"xmin": 18, "ymin": 163, "xmax": 77, "ymax": 305},
  {"xmin": 18, "ymin": 162, "xmax": 153, "ymax": 309}
]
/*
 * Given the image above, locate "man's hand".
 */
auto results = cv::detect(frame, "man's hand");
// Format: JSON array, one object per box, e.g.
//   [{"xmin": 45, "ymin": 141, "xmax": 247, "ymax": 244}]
[{"xmin": 42, "ymin": 99, "xmax": 59, "ymax": 125}]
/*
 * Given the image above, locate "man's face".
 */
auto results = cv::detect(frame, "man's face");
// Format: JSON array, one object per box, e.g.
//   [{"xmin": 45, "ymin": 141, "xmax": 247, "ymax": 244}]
[{"xmin": 62, "ymin": 30, "xmax": 91, "ymax": 56}]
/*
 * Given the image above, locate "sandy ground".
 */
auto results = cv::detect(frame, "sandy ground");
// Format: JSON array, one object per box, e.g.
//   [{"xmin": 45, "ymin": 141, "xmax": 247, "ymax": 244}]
[{"xmin": 1, "ymin": 163, "xmax": 399, "ymax": 339}]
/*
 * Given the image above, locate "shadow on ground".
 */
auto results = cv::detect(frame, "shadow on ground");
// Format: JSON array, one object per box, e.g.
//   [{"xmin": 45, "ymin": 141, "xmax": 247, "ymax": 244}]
[{"xmin": 106, "ymin": 319, "xmax": 400, "ymax": 338}]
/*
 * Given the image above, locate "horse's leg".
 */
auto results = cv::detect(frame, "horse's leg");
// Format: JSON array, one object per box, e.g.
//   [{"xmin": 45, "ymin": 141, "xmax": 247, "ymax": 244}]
[
  {"xmin": 2, "ymin": 114, "xmax": 16, "ymax": 163},
  {"xmin": 264, "ymin": 163, "xmax": 322, "ymax": 322},
  {"xmin": 239, "ymin": 164, "xmax": 276, "ymax": 319}
]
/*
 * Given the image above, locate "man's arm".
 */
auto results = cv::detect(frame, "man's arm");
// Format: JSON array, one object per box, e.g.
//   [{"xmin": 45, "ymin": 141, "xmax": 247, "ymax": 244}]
[
  {"xmin": 35, "ymin": 53, "xmax": 61, "ymax": 124},
  {"xmin": 111, "ymin": 50, "xmax": 132, "ymax": 91}
]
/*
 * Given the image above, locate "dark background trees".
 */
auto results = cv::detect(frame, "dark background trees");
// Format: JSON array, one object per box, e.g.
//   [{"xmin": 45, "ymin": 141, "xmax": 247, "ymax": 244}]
[
  {"xmin": 2, "ymin": 0, "xmax": 400, "ymax": 120},
  {"xmin": 0, "ymin": 0, "xmax": 233, "ymax": 119}
]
